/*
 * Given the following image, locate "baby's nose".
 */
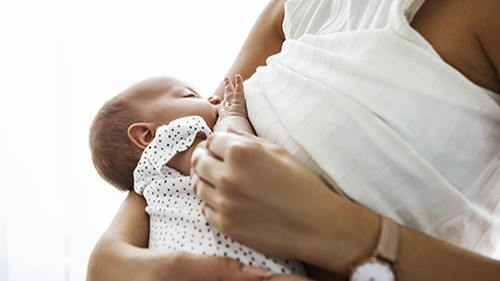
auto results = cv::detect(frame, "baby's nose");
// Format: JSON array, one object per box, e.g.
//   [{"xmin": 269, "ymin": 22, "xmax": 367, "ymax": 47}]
[{"xmin": 208, "ymin": 95, "xmax": 222, "ymax": 105}]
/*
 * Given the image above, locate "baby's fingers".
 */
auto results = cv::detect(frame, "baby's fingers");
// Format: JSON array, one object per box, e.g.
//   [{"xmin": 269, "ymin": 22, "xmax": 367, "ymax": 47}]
[
  {"xmin": 235, "ymin": 74, "xmax": 244, "ymax": 93},
  {"xmin": 234, "ymin": 74, "xmax": 246, "ymax": 103},
  {"xmin": 224, "ymin": 76, "xmax": 236, "ymax": 96}
]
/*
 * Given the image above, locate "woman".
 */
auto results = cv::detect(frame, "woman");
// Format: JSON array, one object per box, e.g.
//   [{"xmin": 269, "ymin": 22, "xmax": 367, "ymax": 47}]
[{"xmin": 87, "ymin": 0, "xmax": 500, "ymax": 280}]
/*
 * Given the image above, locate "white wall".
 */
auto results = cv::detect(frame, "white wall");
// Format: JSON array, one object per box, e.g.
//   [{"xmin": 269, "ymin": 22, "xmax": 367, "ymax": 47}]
[
  {"xmin": 0, "ymin": 184, "xmax": 8, "ymax": 281},
  {"xmin": 0, "ymin": 0, "xmax": 268, "ymax": 280}
]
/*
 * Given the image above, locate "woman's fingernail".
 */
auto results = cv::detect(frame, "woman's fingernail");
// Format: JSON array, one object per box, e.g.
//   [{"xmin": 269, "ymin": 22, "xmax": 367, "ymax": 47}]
[{"xmin": 242, "ymin": 266, "xmax": 270, "ymax": 276}]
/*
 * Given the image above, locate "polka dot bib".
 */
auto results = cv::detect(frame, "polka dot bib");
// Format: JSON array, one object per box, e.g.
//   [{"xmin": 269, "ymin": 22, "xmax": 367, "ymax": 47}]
[{"xmin": 133, "ymin": 116, "xmax": 304, "ymax": 274}]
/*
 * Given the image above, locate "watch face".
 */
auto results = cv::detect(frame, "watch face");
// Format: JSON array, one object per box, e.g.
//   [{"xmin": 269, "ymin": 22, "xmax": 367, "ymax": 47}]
[{"xmin": 350, "ymin": 260, "xmax": 396, "ymax": 281}]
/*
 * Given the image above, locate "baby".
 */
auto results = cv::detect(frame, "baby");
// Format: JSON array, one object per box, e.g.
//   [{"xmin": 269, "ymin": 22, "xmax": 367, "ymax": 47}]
[{"xmin": 89, "ymin": 75, "xmax": 304, "ymax": 275}]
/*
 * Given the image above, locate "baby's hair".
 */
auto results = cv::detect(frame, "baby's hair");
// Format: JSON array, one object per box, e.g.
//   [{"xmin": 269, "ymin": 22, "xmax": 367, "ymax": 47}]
[{"xmin": 89, "ymin": 92, "xmax": 145, "ymax": 192}]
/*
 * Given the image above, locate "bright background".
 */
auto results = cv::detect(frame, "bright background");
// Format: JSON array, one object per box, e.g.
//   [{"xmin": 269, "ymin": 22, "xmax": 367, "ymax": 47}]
[{"xmin": 0, "ymin": 0, "xmax": 268, "ymax": 280}]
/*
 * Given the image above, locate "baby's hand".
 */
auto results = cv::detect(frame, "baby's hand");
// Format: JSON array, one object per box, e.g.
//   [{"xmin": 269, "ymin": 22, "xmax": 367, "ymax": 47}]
[
  {"xmin": 218, "ymin": 74, "xmax": 248, "ymax": 119},
  {"xmin": 213, "ymin": 74, "xmax": 255, "ymax": 134}
]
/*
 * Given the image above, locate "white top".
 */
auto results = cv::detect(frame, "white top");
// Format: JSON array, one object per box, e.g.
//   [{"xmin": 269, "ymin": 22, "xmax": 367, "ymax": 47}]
[
  {"xmin": 245, "ymin": 0, "xmax": 500, "ymax": 257},
  {"xmin": 134, "ymin": 116, "xmax": 304, "ymax": 274}
]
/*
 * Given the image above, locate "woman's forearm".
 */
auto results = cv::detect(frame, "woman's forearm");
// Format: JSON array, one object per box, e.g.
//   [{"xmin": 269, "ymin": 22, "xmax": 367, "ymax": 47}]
[
  {"xmin": 302, "ymin": 192, "xmax": 500, "ymax": 281},
  {"xmin": 87, "ymin": 192, "xmax": 152, "ymax": 281},
  {"xmin": 86, "ymin": 234, "xmax": 161, "ymax": 281},
  {"xmin": 397, "ymin": 225, "xmax": 499, "ymax": 281},
  {"xmin": 86, "ymin": 193, "xmax": 182, "ymax": 281}
]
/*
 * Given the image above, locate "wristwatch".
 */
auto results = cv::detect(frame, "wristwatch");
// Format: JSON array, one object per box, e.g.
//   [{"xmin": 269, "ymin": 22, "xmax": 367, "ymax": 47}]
[{"xmin": 349, "ymin": 215, "xmax": 400, "ymax": 281}]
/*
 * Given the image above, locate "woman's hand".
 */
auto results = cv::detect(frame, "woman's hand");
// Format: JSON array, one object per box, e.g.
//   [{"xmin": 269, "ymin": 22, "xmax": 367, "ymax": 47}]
[
  {"xmin": 190, "ymin": 128, "xmax": 338, "ymax": 259},
  {"xmin": 156, "ymin": 251, "xmax": 271, "ymax": 281},
  {"xmin": 264, "ymin": 274, "xmax": 314, "ymax": 281},
  {"xmin": 89, "ymin": 248, "xmax": 272, "ymax": 281}
]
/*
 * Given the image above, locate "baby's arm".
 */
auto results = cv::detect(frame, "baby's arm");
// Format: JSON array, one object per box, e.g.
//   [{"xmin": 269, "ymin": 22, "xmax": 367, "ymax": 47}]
[{"xmin": 214, "ymin": 74, "xmax": 255, "ymax": 135}]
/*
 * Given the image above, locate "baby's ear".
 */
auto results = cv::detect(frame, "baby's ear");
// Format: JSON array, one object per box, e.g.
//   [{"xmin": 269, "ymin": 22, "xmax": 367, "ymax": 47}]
[{"xmin": 128, "ymin": 122, "xmax": 156, "ymax": 150}]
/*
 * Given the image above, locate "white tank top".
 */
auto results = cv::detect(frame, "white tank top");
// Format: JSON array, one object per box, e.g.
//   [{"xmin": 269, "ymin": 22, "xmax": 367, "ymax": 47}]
[{"xmin": 245, "ymin": 0, "xmax": 500, "ymax": 257}]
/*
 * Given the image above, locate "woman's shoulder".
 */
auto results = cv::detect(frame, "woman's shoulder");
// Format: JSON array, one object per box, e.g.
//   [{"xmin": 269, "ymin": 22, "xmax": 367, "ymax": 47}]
[
  {"xmin": 412, "ymin": 0, "xmax": 500, "ymax": 94},
  {"xmin": 475, "ymin": 0, "xmax": 500, "ymax": 94}
]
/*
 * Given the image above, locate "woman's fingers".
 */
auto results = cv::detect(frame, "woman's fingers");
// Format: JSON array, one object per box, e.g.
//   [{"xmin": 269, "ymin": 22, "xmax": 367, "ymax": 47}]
[
  {"xmin": 192, "ymin": 145, "xmax": 224, "ymax": 184},
  {"xmin": 191, "ymin": 139, "xmax": 208, "ymax": 172},
  {"xmin": 206, "ymin": 129, "xmax": 272, "ymax": 162},
  {"xmin": 201, "ymin": 203, "xmax": 219, "ymax": 228},
  {"xmin": 204, "ymin": 131, "xmax": 251, "ymax": 161},
  {"xmin": 192, "ymin": 173, "xmax": 218, "ymax": 209},
  {"xmin": 264, "ymin": 274, "xmax": 313, "ymax": 281}
]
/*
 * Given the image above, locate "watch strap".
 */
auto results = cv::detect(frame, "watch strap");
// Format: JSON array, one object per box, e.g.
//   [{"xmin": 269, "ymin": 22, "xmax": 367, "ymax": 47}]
[{"xmin": 374, "ymin": 215, "xmax": 400, "ymax": 264}]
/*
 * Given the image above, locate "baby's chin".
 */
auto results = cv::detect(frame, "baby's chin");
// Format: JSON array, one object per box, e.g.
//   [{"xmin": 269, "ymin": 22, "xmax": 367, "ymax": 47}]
[{"xmin": 209, "ymin": 110, "xmax": 220, "ymax": 131}]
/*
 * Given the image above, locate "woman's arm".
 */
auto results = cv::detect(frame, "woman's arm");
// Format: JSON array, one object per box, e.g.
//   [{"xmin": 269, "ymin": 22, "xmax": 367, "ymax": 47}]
[
  {"xmin": 86, "ymin": 192, "xmax": 270, "ymax": 281},
  {"xmin": 86, "ymin": 192, "xmax": 158, "ymax": 280},
  {"xmin": 213, "ymin": 0, "xmax": 286, "ymax": 97},
  {"xmin": 191, "ymin": 130, "xmax": 500, "ymax": 281}
]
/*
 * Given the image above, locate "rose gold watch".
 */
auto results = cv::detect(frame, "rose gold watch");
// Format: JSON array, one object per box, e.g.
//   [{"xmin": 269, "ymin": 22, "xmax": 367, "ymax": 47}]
[{"xmin": 349, "ymin": 215, "xmax": 400, "ymax": 281}]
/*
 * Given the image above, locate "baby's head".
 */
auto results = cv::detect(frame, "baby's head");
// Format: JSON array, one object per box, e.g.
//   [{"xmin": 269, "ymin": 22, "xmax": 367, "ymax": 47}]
[{"xmin": 89, "ymin": 76, "xmax": 221, "ymax": 191}]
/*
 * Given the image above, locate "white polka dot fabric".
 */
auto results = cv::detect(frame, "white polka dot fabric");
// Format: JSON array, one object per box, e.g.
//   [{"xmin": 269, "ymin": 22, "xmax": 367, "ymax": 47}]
[{"xmin": 134, "ymin": 116, "xmax": 304, "ymax": 274}]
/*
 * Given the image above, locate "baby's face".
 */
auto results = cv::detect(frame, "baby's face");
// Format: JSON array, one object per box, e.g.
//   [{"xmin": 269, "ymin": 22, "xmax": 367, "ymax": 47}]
[{"xmin": 132, "ymin": 77, "xmax": 220, "ymax": 130}]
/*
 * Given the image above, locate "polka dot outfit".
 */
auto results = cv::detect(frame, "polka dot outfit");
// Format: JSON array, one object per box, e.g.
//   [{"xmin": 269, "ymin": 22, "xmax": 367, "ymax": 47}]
[{"xmin": 134, "ymin": 116, "xmax": 304, "ymax": 274}]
